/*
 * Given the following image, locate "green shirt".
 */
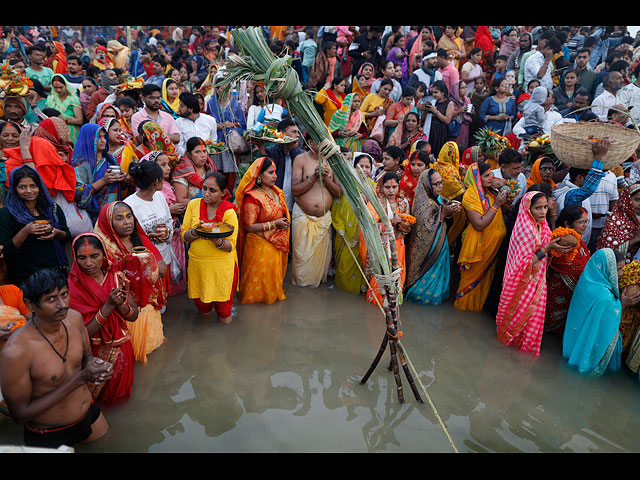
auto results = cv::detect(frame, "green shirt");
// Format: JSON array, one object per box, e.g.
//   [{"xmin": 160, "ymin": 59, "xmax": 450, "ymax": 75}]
[{"xmin": 25, "ymin": 66, "xmax": 54, "ymax": 88}]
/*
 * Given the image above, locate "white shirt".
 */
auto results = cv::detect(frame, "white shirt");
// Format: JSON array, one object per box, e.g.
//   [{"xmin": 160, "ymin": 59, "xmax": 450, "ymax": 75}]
[
  {"xmin": 491, "ymin": 168, "xmax": 527, "ymax": 202},
  {"xmin": 524, "ymin": 51, "xmax": 553, "ymax": 91},
  {"xmin": 175, "ymin": 113, "xmax": 218, "ymax": 156},
  {"xmin": 617, "ymin": 82, "xmax": 640, "ymax": 125},
  {"xmin": 124, "ymin": 192, "xmax": 174, "ymax": 264},
  {"xmin": 589, "ymin": 170, "xmax": 618, "ymax": 229},
  {"xmin": 592, "ymin": 90, "xmax": 618, "ymax": 121}
]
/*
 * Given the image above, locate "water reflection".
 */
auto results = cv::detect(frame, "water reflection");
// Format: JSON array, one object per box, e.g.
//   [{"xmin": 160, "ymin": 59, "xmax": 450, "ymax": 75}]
[{"xmin": 3, "ymin": 282, "xmax": 640, "ymax": 452}]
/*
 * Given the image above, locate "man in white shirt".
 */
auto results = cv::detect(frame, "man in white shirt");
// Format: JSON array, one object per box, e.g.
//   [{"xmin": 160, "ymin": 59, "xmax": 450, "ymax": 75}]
[
  {"xmin": 523, "ymin": 37, "xmax": 561, "ymax": 91},
  {"xmin": 617, "ymin": 64, "xmax": 640, "ymax": 125},
  {"xmin": 491, "ymin": 148, "xmax": 527, "ymax": 204},
  {"xmin": 175, "ymin": 92, "xmax": 217, "ymax": 156},
  {"xmin": 592, "ymin": 71, "xmax": 625, "ymax": 120},
  {"xmin": 131, "ymin": 83, "xmax": 180, "ymax": 144}
]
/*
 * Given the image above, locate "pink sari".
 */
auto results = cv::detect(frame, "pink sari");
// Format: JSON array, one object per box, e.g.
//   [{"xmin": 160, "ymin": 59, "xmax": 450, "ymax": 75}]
[{"xmin": 496, "ymin": 191, "xmax": 551, "ymax": 356}]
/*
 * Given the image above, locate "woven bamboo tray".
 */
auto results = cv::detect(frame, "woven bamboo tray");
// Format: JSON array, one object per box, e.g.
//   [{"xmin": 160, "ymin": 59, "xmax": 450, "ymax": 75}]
[{"xmin": 550, "ymin": 122, "xmax": 640, "ymax": 170}]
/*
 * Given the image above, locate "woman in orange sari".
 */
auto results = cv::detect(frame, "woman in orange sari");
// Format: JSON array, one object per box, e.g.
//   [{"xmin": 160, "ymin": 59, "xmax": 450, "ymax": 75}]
[
  {"xmin": 454, "ymin": 162, "xmax": 507, "ymax": 311},
  {"xmin": 235, "ymin": 157, "xmax": 291, "ymax": 305},
  {"xmin": 364, "ymin": 171, "xmax": 412, "ymax": 306},
  {"xmin": 398, "ymin": 149, "xmax": 430, "ymax": 209},
  {"xmin": 526, "ymin": 156, "xmax": 557, "ymax": 190}
]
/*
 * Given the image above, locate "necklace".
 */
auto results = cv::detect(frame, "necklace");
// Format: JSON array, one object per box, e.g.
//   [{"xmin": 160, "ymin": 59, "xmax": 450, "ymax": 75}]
[
  {"xmin": 260, "ymin": 186, "xmax": 277, "ymax": 202},
  {"xmin": 32, "ymin": 316, "xmax": 69, "ymax": 363}
]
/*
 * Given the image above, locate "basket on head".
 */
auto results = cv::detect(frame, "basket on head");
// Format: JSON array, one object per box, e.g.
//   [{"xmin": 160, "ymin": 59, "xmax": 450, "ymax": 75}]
[{"xmin": 550, "ymin": 122, "xmax": 640, "ymax": 170}]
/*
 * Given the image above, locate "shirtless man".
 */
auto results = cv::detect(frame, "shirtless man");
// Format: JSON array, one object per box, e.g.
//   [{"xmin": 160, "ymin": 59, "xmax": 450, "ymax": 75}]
[
  {"xmin": 0, "ymin": 268, "xmax": 113, "ymax": 449},
  {"xmin": 290, "ymin": 135, "xmax": 343, "ymax": 287}
]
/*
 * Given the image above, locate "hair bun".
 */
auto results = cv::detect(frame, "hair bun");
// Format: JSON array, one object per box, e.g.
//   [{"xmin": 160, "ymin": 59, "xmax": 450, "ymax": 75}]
[{"xmin": 128, "ymin": 161, "xmax": 143, "ymax": 177}]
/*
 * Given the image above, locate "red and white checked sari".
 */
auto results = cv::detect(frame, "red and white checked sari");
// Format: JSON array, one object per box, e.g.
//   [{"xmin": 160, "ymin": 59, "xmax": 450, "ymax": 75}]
[{"xmin": 496, "ymin": 191, "xmax": 551, "ymax": 356}]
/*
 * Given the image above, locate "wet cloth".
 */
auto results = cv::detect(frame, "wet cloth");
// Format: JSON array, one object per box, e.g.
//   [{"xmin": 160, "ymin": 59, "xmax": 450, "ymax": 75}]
[
  {"xmin": 68, "ymin": 233, "xmax": 134, "ymax": 406},
  {"xmin": 291, "ymin": 203, "xmax": 333, "ymax": 287},
  {"xmin": 545, "ymin": 239, "xmax": 591, "ymax": 333},
  {"xmin": 331, "ymin": 194, "xmax": 366, "ymax": 295},
  {"xmin": 94, "ymin": 202, "xmax": 166, "ymax": 363},
  {"xmin": 432, "ymin": 141, "xmax": 467, "ymax": 244},
  {"xmin": 235, "ymin": 157, "xmax": 290, "ymax": 305},
  {"xmin": 597, "ymin": 184, "xmax": 640, "ymax": 263},
  {"xmin": 496, "ymin": 191, "xmax": 551, "ymax": 356},
  {"xmin": 181, "ymin": 198, "xmax": 238, "ymax": 304},
  {"xmin": 562, "ymin": 248, "xmax": 623, "ymax": 376},
  {"xmin": 454, "ymin": 163, "xmax": 506, "ymax": 312},
  {"xmin": 405, "ymin": 170, "xmax": 450, "ymax": 305}
]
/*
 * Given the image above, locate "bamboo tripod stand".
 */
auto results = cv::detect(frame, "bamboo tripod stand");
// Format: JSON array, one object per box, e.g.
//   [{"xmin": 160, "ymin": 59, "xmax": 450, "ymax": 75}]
[{"xmin": 358, "ymin": 221, "xmax": 423, "ymax": 404}]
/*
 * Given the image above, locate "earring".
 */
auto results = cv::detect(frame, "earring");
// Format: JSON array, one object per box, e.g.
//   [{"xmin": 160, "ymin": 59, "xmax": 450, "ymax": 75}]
[{"xmin": 256, "ymin": 177, "xmax": 262, "ymax": 186}]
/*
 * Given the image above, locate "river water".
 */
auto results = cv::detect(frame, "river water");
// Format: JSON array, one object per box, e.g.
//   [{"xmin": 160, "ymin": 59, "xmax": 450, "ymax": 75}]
[{"xmin": 2, "ymin": 276, "xmax": 640, "ymax": 453}]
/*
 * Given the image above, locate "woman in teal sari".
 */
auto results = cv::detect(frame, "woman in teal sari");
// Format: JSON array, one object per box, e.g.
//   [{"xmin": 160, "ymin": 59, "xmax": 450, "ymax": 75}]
[
  {"xmin": 562, "ymin": 248, "xmax": 627, "ymax": 376},
  {"xmin": 404, "ymin": 168, "xmax": 460, "ymax": 305}
]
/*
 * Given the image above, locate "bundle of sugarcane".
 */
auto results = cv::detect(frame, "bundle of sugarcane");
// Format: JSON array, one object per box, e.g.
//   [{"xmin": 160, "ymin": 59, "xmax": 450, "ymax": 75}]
[{"xmin": 218, "ymin": 27, "xmax": 421, "ymax": 405}]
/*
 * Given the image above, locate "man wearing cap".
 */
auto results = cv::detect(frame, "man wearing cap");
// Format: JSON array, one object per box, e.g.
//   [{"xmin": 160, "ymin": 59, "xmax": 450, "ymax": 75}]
[{"xmin": 2, "ymin": 95, "xmax": 32, "ymax": 130}]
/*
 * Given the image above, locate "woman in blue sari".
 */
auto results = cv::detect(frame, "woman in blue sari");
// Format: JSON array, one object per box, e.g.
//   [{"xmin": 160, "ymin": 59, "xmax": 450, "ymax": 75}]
[
  {"xmin": 404, "ymin": 168, "xmax": 461, "ymax": 305},
  {"xmin": 72, "ymin": 123, "xmax": 124, "ymax": 224},
  {"xmin": 563, "ymin": 248, "xmax": 628, "ymax": 376}
]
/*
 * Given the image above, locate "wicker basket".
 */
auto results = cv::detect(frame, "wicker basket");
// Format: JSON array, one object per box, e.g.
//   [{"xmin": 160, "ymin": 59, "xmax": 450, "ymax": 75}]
[{"xmin": 550, "ymin": 122, "xmax": 640, "ymax": 170}]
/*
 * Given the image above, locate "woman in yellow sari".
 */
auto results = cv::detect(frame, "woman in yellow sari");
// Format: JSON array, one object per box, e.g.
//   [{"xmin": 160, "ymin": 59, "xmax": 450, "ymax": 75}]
[
  {"xmin": 454, "ymin": 162, "xmax": 507, "ymax": 312},
  {"xmin": 437, "ymin": 26, "xmax": 466, "ymax": 69},
  {"xmin": 235, "ymin": 157, "xmax": 291, "ymax": 305},
  {"xmin": 432, "ymin": 141, "xmax": 467, "ymax": 244},
  {"xmin": 331, "ymin": 153, "xmax": 374, "ymax": 295},
  {"xmin": 360, "ymin": 78, "xmax": 394, "ymax": 133}
]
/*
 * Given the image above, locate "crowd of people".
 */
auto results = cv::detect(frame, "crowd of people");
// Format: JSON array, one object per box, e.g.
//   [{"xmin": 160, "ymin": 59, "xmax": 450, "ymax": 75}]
[{"xmin": 0, "ymin": 25, "xmax": 640, "ymax": 451}]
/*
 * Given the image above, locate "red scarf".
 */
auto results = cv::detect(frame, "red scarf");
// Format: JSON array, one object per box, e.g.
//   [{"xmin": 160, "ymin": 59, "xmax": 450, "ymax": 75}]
[{"xmin": 199, "ymin": 197, "xmax": 237, "ymax": 223}]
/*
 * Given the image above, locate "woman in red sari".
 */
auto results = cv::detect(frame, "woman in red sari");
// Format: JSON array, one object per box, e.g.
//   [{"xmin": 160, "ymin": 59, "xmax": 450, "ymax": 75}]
[
  {"xmin": 598, "ymin": 184, "xmax": 640, "ymax": 263},
  {"xmin": 399, "ymin": 149, "xmax": 430, "ymax": 209},
  {"xmin": 545, "ymin": 205, "xmax": 591, "ymax": 334},
  {"xmin": 94, "ymin": 201, "xmax": 167, "ymax": 363},
  {"xmin": 68, "ymin": 233, "xmax": 138, "ymax": 407}
]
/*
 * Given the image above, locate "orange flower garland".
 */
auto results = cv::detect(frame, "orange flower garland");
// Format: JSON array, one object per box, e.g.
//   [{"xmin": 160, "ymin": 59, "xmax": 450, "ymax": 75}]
[
  {"xmin": 549, "ymin": 227, "xmax": 582, "ymax": 262},
  {"xmin": 398, "ymin": 213, "xmax": 416, "ymax": 224}
]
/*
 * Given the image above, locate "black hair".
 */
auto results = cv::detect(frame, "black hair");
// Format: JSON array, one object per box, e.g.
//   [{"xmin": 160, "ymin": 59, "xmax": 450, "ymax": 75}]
[
  {"xmin": 614, "ymin": 249, "xmax": 626, "ymax": 264},
  {"xmin": 259, "ymin": 157, "xmax": 275, "ymax": 174},
  {"xmin": 409, "ymin": 149, "xmax": 431, "ymax": 167},
  {"xmin": 179, "ymin": 92, "xmax": 200, "ymax": 114},
  {"xmin": 557, "ymin": 204, "xmax": 587, "ymax": 229},
  {"xmin": 277, "ymin": 116, "xmax": 296, "ymax": 132},
  {"xmin": 115, "ymin": 96, "xmax": 136, "ymax": 110},
  {"xmin": 527, "ymin": 182, "xmax": 554, "ymax": 198},
  {"xmin": 379, "ymin": 77, "xmax": 394, "ymax": 89},
  {"xmin": 382, "ymin": 171, "xmax": 400, "ymax": 185},
  {"xmin": 609, "ymin": 59, "xmax": 629, "ymax": 73},
  {"xmin": 477, "ymin": 161, "xmax": 492, "ymax": 175},
  {"xmin": 530, "ymin": 191, "xmax": 547, "ymax": 208},
  {"xmin": 203, "ymin": 170, "xmax": 228, "ymax": 191},
  {"xmin": 112, "ymin": 202, "xmax": 144, "ymax": 247},
  {"xmin": 431, "ymin": 79, "xmax": 448, "ymax": 96},
  {"xmin": 73, "ymin": 234, "xmax": 105, "ymax": 255},
  {"xmin": 436, "ymin": 48, "xmax": 448, "ymax": 58},
  {"xmin": 20, "ymin": 268, "xmax": 69, "ymax": 309},
  {"xmin": 569, "ymin": 167, "xmax": 589, "ymax": 182},
  {"xmin": 384, "ymin": 145, "xmax": 404, "ymax": 161},
  {"xmin": 402, "ymin": 85, "xmax": 416, "ymax": 98},
  {"xmin": 128, "ymin": 160, "xmax": 164, "ymax": 190},
  {"xmin": 141, "ymin": 83, "xmax": 162, "ymax": 97},
  {"xmin": 470, "ymin": 47, "xmax": 482, "ymax": 56},
  {"xmin": 353, "ymin": 153, "xmax": 373, "ymax": 169},
  {"xmin": 0, "ymin": 120, "xmax": 22, "ymax": 135},
  {"xmin": 498, "ymin": 148, "xmax": 523, "ymax": 166},
  {"xmin": 185, "ymin": 136, "xmax": 206, "ymax": 154},
  {"xmin": 12, "ymin": 166, "xmax": 48, "ymax": 213}
]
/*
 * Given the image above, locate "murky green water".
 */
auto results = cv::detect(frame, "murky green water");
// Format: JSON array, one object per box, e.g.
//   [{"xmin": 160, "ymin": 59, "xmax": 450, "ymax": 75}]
[{"xmin": 2, "ymin": 279, "xmax": 640, "ymax": 453}]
